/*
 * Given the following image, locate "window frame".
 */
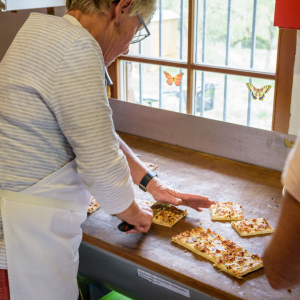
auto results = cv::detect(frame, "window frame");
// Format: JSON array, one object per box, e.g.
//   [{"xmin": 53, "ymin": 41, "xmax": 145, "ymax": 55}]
[{"xmin": 108, "ymin": 0, "xmax": 296, "ymax": 134}]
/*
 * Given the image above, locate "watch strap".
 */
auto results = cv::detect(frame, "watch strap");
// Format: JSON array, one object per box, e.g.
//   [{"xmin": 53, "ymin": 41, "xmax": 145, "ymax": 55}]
[{"xmin": 139, "ymin": 171, "xmax": 158, "ymax": 192}]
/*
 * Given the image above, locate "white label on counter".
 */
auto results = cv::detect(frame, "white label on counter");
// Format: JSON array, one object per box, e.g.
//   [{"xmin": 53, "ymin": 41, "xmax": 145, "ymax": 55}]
[{"xmin": 137, "ymin": 269, "xmax": 190, "ymax": 298}]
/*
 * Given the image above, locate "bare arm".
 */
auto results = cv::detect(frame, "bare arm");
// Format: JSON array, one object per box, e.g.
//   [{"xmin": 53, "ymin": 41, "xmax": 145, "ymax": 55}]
[
  {"xmin": 118, "ymin": 136, "xmax": 149, "ymax": 185},
  {"xmin": 118, "ymin": 136, "xmax": 215, "ymax": 210},
  {"xmin": 263, "ymin": 190, "xmax": 300, "ymax": 289}
]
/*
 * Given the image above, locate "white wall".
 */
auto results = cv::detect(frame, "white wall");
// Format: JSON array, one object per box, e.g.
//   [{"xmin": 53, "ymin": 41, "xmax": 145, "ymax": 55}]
[
  {"xmin": 0, "ymin": 6, "xmax": 66, "ymax": 61},
  {"xmin": 289, "ymin": 31, "xmax": 300, "ymax": 136},
  {"xmin": 3, "ymin": 0, "xmax": 65, "ymax": 11}
]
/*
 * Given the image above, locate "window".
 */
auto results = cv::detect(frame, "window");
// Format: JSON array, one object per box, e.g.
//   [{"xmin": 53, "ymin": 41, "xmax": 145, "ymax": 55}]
[{"xmin": 108, "ymin": 0, "xmax": 296, "ymax": 133}]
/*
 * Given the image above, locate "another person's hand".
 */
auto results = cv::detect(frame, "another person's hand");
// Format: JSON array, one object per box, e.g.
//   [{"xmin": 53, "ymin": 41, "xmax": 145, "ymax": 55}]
[
  {"xmin": 146, "ymin": 177, "xmax": 214, "ymax": 212},
  {"xmin": 116, "ymin": 200, "xmax": 153, "ymax": 234}
]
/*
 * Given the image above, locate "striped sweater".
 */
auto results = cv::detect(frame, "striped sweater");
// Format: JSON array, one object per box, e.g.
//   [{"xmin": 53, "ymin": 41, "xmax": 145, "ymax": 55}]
[{"xmin": 0, "ymin": 13, "xmax": 135, "ymax": 268}]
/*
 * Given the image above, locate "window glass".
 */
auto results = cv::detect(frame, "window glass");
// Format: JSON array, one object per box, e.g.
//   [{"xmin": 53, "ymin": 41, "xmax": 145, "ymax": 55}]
[
  {"xmin": 121, "ymin": 61, "xmax": 187, "ymax": 113},
  {"xmin": 119, "ymin": 0, "xmax": 278, "ymax": 132},
  {"xmin": 195, "ymin": 0, "xmax": 278, "ymax": 73},
  {"xmin": 194, "ymin": 71, "xmax": 275, "ymax": 130},
  {"xmin": 129, "ymin": 0, "xmax": 189, "ymax": 61}
]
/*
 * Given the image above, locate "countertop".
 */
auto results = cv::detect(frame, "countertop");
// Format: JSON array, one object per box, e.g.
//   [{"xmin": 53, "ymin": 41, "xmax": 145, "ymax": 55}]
[{"xmin": 81, "ymin": 133, "xmax": 299, "ymax": 300}]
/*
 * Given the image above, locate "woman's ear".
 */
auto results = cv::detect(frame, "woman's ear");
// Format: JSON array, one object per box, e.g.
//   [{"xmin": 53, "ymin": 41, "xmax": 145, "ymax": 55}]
[{"xmin": 114, "ymin": 0, "xmax": 134, "ymax": 23}]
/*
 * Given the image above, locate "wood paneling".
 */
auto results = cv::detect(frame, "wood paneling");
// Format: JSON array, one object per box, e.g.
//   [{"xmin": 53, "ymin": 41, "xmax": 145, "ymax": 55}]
[
  {"xmin": 109, "ymin": 98, "xmax": 296, "ymax": 171},
  {"xmin": 107, "ymin": 60, "xmax": 121, "ymax": 99},
  {"xmin": 272, "ymin": 29, "xmax": 297, "ymax": 133}
]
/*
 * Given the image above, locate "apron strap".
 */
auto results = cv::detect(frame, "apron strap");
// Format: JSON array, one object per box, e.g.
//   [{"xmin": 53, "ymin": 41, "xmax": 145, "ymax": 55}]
[{"xmin": 0, "ymin": 190, "xmax": 87, "ymax": 213}]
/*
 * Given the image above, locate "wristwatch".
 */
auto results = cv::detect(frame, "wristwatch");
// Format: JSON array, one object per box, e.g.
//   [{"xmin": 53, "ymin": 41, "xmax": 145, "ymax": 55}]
[{"xmin": 139, "ymin": 171, "xmax": 158, "ymax": 192}]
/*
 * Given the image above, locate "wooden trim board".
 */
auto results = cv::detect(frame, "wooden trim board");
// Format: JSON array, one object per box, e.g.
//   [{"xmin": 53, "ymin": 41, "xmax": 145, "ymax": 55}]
[{"xmin": 109, "ymin": 98, "xmax": 296, "ymax": 172}]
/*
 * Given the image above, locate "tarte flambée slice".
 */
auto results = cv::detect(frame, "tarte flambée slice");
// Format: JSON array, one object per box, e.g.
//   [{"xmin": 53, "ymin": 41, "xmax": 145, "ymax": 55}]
[
  {"xmin": 172, "ymin": 227, "xmax": 242, "ymax": 263},
  {"xmin": 210, "ymin": 202, "xmax": 244, "ymax": 221},
  {"xmin": 144, "ymin": 200, "xmax": 156, "ymax": 206},
  {"xmin": 153, "ymin": 205, "xmax": 188, "ymax": 227},
  {"xmin": 231, "ymin": 218, "xmax": 275, "ymax": 236},
  {"xmin": 213, "ymin": 250, "xmax": 263, "ymax": 279},
  {"xmin": 143, "ymin": 162, "xmax": 158, "ymax": 171},
  {"xmin": 87, "ymin": 197, "xmax": 100, "ymax": 214},
  {"xmin": 172, "ymin": 227, "xmax": 208, "ymax": 252}
]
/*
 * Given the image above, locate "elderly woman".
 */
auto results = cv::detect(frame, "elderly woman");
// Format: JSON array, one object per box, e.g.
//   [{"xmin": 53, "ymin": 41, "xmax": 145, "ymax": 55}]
[{"xmin": 0, "ymin": 0, "xmax": 214, "ymax": 299}]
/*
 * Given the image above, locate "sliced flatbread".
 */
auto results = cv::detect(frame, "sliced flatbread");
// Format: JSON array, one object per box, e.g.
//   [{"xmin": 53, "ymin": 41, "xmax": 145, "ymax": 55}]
[
  {"xmin": 231, "ymin": 218, "xmax": 275, "ymax": 236},
  {"xmin": 210, "ymin": 202, "xmax": 244, "ymax": 221},
  {"xmin": 152, "ymin": 205, "xmax": 188, "ymax": 227},
  {"xmin": 87, "ymin": 197, "xmax": 100, "ymax": 214},
  {"xmin": 144, "ymin": 200, "xmax": 156, "ymax": 206},
  {"xmin": 172, "ymin": 227, "xmax": 206, "ymax": 252},
  {"xmin": 213, "ymin": 250, "xmax": 263, "ymax": 279},
  {"xmin": 143, "ymin": 162, "xmax": 158, "ymax": 171},
  {"xmin": 173, "ymin": 227, "xmax": 263, "ymax": 279},
  {"xmin": 172, "ymin": 227, "xmax": 242, "ymax": 263},
  {"xmin": 144, "ymin": 200, "xmax": 166, "ymax": 216}
]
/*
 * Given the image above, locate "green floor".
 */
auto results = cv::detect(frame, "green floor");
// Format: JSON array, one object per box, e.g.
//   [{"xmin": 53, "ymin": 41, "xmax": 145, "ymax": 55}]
[{"xmin": 77, "ymin": 274, "xmax": 132, "ymax": 300}]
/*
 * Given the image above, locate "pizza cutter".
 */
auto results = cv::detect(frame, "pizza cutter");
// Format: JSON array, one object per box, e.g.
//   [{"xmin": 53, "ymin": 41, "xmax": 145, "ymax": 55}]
[
  {"xmin": 117, "ymin": 221, "xmax": 135, "ymax": 232},
  {"xmin": 117, "ymin": 202, "xmax": 168, "ymax": 232}
]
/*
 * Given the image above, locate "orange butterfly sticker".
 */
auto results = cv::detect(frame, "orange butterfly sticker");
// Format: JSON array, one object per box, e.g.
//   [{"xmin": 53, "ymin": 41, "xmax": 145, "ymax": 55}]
[
  {"xmin": 164, "ymin": 71, "xmax": 184, "ymax": 86},
  {"xmin": 246, "ymin": 83, "xmax": 272, "ymax": 101}
]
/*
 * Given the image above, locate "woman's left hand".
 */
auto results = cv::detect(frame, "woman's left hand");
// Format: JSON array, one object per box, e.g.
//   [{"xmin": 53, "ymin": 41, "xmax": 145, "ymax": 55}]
[{"xmin": 146, "ymin": 177, "xmax": 215, "ymax": 212}]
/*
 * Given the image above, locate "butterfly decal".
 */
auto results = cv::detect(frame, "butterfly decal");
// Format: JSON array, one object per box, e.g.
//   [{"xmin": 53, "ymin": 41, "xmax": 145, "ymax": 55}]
[
  {"xmin": 164, "ymin": 71, "xmax": 184, "ymax": 86},
  {"xmin": 246, "ymin": 83, "xmax": 272, "ymax": 101}
]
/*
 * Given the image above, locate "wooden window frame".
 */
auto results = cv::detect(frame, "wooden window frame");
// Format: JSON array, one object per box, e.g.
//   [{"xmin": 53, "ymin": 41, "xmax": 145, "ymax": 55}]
[{"xmin": 108, "ymin": 0, "xmax": 297, "ymax": 134}]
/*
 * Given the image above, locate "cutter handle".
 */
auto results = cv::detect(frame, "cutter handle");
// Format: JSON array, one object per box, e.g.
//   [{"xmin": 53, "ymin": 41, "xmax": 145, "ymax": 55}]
[{"xmin": 118, "ymin": 221, "xmax": 135, "ymax": 232}]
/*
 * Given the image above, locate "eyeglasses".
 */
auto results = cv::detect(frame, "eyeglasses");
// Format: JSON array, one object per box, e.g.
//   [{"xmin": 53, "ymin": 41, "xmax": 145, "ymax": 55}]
[
  {"xmin": 111, "ymin": 0, "xmax": 151, "ymax": 44},
  {"xmin": 130, "ymin": 13, "xmax": 151, "ymax": 44}
]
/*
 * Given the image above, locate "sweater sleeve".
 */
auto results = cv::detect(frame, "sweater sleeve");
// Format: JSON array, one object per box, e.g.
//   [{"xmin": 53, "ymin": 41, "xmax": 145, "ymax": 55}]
[
  {"xmin": 50, "ymin": 35, "xmax": 135, "ymax": 214},
  {"xmin": 282, "ymin": 132, "xmax": 300, "ymax": 203}
]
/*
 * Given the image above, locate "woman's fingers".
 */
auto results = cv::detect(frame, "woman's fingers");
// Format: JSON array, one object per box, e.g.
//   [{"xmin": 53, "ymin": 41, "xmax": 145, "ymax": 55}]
[
  {"xmin": 125, "ymin": 229, "xmax": 140, "ymax": 234},
  {"xmin": 126, "ymin": 224, "xmax": 151, "ymax": 234},
  {"xmin": 147, "ymin": 178, "xmax": 214, "ymax": 211},
  {"xmin": 167, "ymin": 189, "xmax": 215, "ymax": 208},
  {"xmin": 161, "ymin": 194, "xmax": 182, "ymax": 206}
]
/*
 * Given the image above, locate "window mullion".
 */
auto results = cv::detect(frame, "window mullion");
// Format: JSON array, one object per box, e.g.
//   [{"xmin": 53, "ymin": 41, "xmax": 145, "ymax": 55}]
[
  {"xmin": 247, "ymin": 0, "xmax": 258, "ymax": 126},
  {"xmin": 223, "ymin": 0, "xmax": 232, "ymax": 122},
  {"xmin": 186, "ymin": 0, "xmax": 196, "ymax": 114},
  {"xmin": 200, "ymin": 0, "xmax": 207, "ymax": 117},
  {"xmin": 139, "ymin": 43, "xmax": 143, "ymax": 105},
  {"xmin": 159, "ymin": 0, "xmax": 162, "ymax": 109},
  {"xmin": 125, "ymin": 62, "xmax": 129, "ymax": 101},
  {"xmin": 179, "ymin": 0, "xmax": 184, "ymax": 113}
]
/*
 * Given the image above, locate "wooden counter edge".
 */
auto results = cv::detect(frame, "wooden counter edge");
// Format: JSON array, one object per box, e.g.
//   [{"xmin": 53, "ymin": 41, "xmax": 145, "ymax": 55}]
[{"xmin": 82, "ymin": 233, "xmax": 243, "ymax": 300}]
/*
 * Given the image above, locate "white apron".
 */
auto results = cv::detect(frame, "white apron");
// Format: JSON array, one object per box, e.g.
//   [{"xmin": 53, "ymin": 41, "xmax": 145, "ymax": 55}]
[{"xmin": 0, "ymin": 159, "xmax": 92, "ymax": 300}]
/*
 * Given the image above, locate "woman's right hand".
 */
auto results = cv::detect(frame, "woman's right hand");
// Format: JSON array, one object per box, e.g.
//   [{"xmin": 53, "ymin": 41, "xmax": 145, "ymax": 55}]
[{"xmin": 116, "ymin": 200, "xmax": 153, "ymax": 234}]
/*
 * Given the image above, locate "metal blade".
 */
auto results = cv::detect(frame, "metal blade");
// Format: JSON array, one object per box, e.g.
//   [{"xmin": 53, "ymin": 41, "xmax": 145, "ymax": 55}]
[{"xmin": 151, "ymin": 202, "xmax": 169, "ymax": 216}]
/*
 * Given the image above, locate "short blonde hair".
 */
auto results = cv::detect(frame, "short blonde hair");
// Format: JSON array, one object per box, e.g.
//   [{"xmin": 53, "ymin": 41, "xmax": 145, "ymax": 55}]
[{"xmin": 66, "ymin": 0, "xmax": 157, "ymax": 24}]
